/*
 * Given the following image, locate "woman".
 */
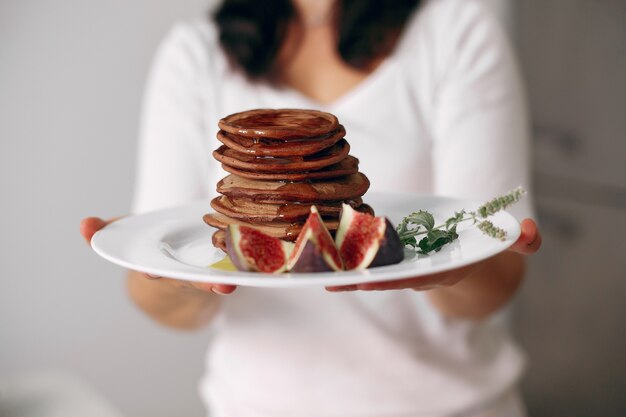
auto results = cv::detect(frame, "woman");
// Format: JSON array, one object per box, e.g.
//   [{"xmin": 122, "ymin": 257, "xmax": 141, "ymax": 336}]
[{"xmin": 81, "ymin": 0, "xmax": 542, "ymax": 415}]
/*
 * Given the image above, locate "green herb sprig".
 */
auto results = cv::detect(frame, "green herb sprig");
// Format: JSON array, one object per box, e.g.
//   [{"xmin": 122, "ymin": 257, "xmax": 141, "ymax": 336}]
[{"xmin": 396, "ymin": 187, "xmax": 525, "ymax": 254}]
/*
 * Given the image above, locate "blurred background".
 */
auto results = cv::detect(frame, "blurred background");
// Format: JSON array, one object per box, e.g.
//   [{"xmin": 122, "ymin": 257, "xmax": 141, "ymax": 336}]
[{"xmin": 0, "ymin": 0, "xmax": 624, "ymax": 416}]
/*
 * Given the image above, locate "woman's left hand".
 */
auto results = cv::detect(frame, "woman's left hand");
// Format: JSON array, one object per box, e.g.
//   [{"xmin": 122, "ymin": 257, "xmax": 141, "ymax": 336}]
[{"xmin": 326, "ymin": 218, "xmax": 541, "ymax": 292}]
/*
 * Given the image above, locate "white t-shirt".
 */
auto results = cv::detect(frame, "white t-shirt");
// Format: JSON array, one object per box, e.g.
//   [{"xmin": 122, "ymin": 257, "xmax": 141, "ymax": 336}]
[{"xmin": 132, "ymin": 0, "xmax": 533, "ymax": 416}]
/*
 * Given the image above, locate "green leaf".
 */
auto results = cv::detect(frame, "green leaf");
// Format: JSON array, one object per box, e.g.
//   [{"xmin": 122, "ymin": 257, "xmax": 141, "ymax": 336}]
[
  {"xmin": 417, "ymin": 229, "xmax": 458, "ymax": 254},
  {"xmin": 403, "ymin": 236, "xmax": 417, "ymax": 248},
  {"xmin": 404, "ymin": 210, "xmax": 435, "ymax": 231},
  {"xmin": 445, "ymin": 210, "xmax": 465, "ymax": 230},
  {"xmin": 397, "ymin": 188, "xmax": 526, "ymax": 256}
]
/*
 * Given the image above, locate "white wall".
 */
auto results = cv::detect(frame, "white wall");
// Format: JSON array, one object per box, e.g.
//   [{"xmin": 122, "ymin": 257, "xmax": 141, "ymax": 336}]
[{"xmin": 0, "ymin": 1, "xmax": 212, "ymax": 416}]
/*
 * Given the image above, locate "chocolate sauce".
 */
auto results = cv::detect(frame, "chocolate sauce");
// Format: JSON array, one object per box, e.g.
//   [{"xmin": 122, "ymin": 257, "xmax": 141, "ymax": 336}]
[
  {"xmin": 219, "ymin": 109, "xmax": 339, "ymax": 139},
  {"xmin": 208, "ymin": 108, "xmax": 371, "ymax": 248},
  {"xmin": 275, "ymin": 181, "xmax": 321, "ymax": 201},
  {"xmin": 276, "ymin": 203, "xmax": 308, "ymax": 220},
  {"xmin": 220, "ymin": 156, "xmax": 359, "ymax": 181},
  {"xmin": 217, "ymin": 125, "xmax": 346, "ymax": 157},
  {"xmin": 284, "ymin": 223, "xmax": 303, "ymax": 240},
  {"xmin": 214, "ymin": 140, "xmax": 350, "ymax": 173}
]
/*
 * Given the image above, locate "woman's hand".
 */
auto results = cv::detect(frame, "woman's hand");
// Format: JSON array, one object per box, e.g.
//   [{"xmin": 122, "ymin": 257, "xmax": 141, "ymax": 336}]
[
  {"xmin": 80, "ymin": 216, "xmax": 237, "ymax": 295},
  {"xmin": 326, "ymin": 218, "xmax": 541, "ymax": 293},
  {"xmin": 80, "ymin": 216, "xmax": 236, "ymax": 329}
]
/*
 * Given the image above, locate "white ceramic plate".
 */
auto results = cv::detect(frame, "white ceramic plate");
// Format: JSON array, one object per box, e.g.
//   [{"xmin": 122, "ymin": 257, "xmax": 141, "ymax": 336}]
[{"xmin": 91, "ymin": 192, "xmax": 520, "ymax": 288}]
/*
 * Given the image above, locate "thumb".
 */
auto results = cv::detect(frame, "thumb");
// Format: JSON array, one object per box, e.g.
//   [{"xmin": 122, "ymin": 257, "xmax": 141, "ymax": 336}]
[
  {"xmin": 509, "ymin": 218, "xmax": 542, "ymax": 255},
  {"xmin": 80, "ymin": 217, "xmax": 119, "ymax": 245}
]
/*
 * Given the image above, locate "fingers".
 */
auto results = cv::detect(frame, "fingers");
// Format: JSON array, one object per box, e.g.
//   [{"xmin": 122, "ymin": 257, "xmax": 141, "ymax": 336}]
[
  {"xmin": 212, "ymin": 284, "xmax": 238, "ymax": 295},
  {"xmin": 326, "ymin": 285, "xmax": 358, "ymax": 292},
  {"xmin": 143, "ymin": 273, "xmax": 162, "ymax": 280},
  {"xmin": 326, "ymin": 262, "xmax": 480, "ymax": 292},
  {"xmin": 190, "ymin": 281, "xmax": 238, "ymax": 295},
  {"xmin": 327, "ymin": 279, "xmax": 440, "ymax": 292},
  {"xmin": 510, "ymin": 218, "xmax": 542, "ymax": 255},
  {"xmin": 326, "ymin": 275, "xmax": 448, "ymax": 292},
  {"xmin": 140, "ymin": 272, "xmax": 238, "ymax": 295},
  {"xmin": 80, "ymin": 217, "xmax": 110, "ymax": 244},
  {"xmin": 80, "ymin": 216, "xmax": 122, "ymax": 244},
  {"xmin": 327, "ymin": 277, "xmax": 438, "ymax": 292}
]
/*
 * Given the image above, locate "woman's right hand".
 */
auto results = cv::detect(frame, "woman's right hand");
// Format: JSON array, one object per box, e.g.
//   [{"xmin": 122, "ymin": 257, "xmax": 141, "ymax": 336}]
[
  {"xmin": 80, "ymin": 217, "xmax": 236, "ymax": 328},
  {"xmin": 80, "ymin": 216, "xmax": 236, "ymax": 295}
]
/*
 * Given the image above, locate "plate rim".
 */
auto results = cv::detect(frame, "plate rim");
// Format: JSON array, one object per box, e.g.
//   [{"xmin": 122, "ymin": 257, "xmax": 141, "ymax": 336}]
[{"xmin": 91, "ymin": 191, "xmax": 521, "ymax": 288}]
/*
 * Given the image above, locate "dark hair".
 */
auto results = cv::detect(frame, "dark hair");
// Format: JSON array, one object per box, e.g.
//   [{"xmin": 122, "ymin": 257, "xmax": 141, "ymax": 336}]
[{"xmin": 214, "ymin": 0, "xmax": 421, "ymax": 80}]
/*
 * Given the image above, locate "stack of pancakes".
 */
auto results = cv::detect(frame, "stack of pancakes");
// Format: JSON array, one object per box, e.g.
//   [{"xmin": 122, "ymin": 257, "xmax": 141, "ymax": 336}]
[{"xmin": 203, "ymin": 109, "xmax": 373, "ymax": 251}]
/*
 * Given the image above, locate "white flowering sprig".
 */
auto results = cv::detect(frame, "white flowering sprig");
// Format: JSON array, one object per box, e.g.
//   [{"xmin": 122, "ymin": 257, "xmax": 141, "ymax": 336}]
[{"xmin": 396, "ymin": 187, "xmax": 526, "ymax": 254}]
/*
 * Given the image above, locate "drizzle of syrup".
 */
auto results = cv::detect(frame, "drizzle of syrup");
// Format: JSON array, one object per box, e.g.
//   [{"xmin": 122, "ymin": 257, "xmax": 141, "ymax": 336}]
[
  {"xmin": 276, "ymin": 202, "xmax": 309, "ymax": 220},
  {"xmin": 209, "ymin": 256, "xmax": 237, "ymax": 271},
  {"xmin": 276, "ymin": 181, "xmax": 321, "ymax": 201},
  {"xmin": 220, "ymin": 109, "xmax": 339, "ymax": 139},
  {"xmin": 285, "ymin": 223, "xmax": 303, "ymax": 240},
  {"xmin": 233, "ymin": 112, "xmax": 331, "ymax": 131},
  {"xmin": 211, "ymin": 109, "xmax": 370, "ymax": 250}
]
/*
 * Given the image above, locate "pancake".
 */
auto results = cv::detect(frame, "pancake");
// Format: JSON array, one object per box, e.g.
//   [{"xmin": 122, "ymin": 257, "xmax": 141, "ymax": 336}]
[
  {"xmin": 211, "ymin": 195, "xmax": 364, "ymax": 223},
  {"xmin": 219, "ymin": 108, "xmax": 338, "ymax": 139},
  {"xmin": 216, "ymin": 125, "xmax": 346, "ymax": 157},
  {"xmin": 213, "ymin": 139, "xmax": 350, "ymax": 173},
  {"xmin": 221, "ymin": 155, "xmax": 359, "ymax": 181},
  {"xmin": 203, "ymin": 212, "xmax": 340, "ymax": 241},
  {"xmin": 216, "ymin": 173, "xmax": 370, "ymax": 203},
  {"xmin": 209, "ymin": 108, "xmax": 376, "ymax": 251}
]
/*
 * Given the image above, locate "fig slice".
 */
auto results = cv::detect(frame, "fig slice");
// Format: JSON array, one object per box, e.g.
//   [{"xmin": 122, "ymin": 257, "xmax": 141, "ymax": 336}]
[
  {"xmin": 335, "ymin": 204, "xmax": 404, "ymax": 270},
  {"xmin": 225, "ymin": 224, "xmax": 293, "ymax": 273},
  {"xmin": 287, "ymin": 206, "xmax": 344, "ymax": 272}
]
